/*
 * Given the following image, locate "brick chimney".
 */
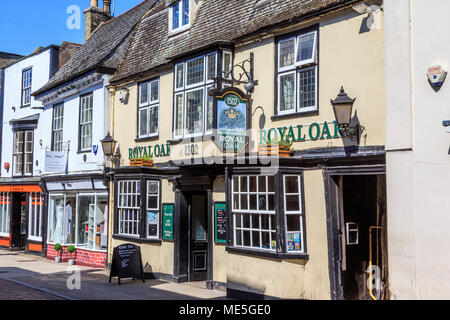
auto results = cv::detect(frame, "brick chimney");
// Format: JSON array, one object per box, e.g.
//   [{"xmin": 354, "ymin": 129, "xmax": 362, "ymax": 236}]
[{"xmin": 84, "ymin": 0, "xmax": 112, "ymax": 41}]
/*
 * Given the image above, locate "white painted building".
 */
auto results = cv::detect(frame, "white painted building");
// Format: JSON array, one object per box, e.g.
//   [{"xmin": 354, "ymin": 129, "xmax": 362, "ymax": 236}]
[{"xmin": 385, "ymin": 0, "xmax": 450, "ymax": 299}]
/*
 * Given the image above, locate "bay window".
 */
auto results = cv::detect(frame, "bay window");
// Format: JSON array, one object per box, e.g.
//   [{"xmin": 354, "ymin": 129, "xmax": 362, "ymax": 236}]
[
  {"xmin": 138, "ymin": 79, "xmax": 159, "ymax": 138},
  {"xmin": 229, "ymin": 170, "xmax": 307, "ymax": 257},
  {"xmin": 115, "ymin": 179, "xmax": 161, "ymax": 240},
  {"xmin": 173, "ymin": 52, "xmax": 219, "ymax": 139},
  {"xmin": 0, "ymin": 193, "xmax": 11, "ymax": 237},
  {"xmin": 13, "ymin": 130, "xmax": 33, "ymax": 176},
  {"xmin": 277, "ymin": 29, "xmax": 318, "ymax": 115}
]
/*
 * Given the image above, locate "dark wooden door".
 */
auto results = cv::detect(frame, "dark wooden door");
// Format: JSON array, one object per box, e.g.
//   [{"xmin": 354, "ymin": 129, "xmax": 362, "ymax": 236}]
[{"xmin": 188, "ymin": 194, "xmax": 208, "ymax": 282}]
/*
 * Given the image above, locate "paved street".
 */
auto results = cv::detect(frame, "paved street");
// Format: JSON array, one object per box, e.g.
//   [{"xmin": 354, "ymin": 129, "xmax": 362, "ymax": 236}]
[{"xmin": 0, "ymin": 249, "xmax": 226, "ymax": 300}]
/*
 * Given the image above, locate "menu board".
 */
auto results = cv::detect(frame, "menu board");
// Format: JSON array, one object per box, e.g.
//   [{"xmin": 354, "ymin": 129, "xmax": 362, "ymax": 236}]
[
  {"xmin": 109, "ymin": 243, "xmax": 144, "ymax": 285},
  {"xmin": 214, "ymin": 202, "xmax": 227, "ymax": 243},
  {"xmin": 162, "ymin": 204, "xmax": 174, "ymax": 241}
]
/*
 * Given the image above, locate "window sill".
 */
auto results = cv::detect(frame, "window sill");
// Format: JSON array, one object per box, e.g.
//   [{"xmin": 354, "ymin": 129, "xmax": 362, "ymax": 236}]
[
  {"xmin": 271, "ymin": 110, "xmax": 319, "ymax": 121},
  {"xmin": 135, "ymin": 135, "xmax": 159, "ymax": 143},
  {"xmin": 225, "ymin": 246, "xmax": 309, "ymax": 261},
  {"xmin": 77, "ymin": 150, "xmax": 91, "ymax": 154},
  {"xmin": 20, "ymin": 104, "xmax": 31, "ymax": 108},
  {"xmin": 112, "ymin": 234, "xmax": 162, "ymax": 244}
]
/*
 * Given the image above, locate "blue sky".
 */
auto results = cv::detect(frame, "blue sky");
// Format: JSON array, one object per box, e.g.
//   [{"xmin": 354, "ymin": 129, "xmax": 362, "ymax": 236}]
[{"xmin": 0, "ymin": 0, "xmax": 144, "ymax": 55}]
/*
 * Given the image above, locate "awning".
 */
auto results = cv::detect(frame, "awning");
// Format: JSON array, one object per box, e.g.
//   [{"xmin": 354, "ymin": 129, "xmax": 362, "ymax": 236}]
[{"xmin": 0, "ymin": 185, "xmax": 42, "ymax": 193}]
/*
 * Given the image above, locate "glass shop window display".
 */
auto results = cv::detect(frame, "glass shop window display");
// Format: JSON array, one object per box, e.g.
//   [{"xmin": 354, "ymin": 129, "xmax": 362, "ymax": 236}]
[{"xmin": 48, "ymin": 194, "xmax": 76, "ymax": 245}]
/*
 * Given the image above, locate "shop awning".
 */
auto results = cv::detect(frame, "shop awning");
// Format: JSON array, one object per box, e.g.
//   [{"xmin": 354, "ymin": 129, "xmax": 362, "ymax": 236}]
[{"xmin": 0, "ymin": 185, "xmax": 42, "ymax": 193}]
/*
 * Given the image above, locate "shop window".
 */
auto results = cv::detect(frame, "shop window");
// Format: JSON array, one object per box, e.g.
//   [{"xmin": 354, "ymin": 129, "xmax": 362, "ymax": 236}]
[
  {"xmin": 277, "ymin": 29, "xmax": 318, "ymax": 115},
  {"xmin": 47, "ymin": 194, "xmax": 76, "ymax": 245},
  {"xmin": 170, "ymin": 0, "xmax": 190, "ymax": 33},
  {"xmin": 0, "ymin": 193, "xmax": 11, "ymax": 236},
  {"xmin": 76, "ymin": 194, "xmax": 108, "ymax": 250},
  {"xmin": 52, "ymin": 103, "xmax": 64, "ymax": 152},
  {"xmin": 138, "ymin": 79, "xmax": 159, "ymax": 138},
  {"xmin": 28, "ymin": 193, "xmax": 43, "ymax": 241},
  {"xmin": 13, "ymin": 130, "xmax": 33, "ymax": 176},
  {"xmin": 79, "ymin": 93, "xmax": 93, "ymax": 152},
  {"xmin": 173, "ymin": 52, "xmax": 220, "ymax": 139},
  {"xmin": 117, "ymin": 180, "xmax": 141, "ymax": 237},
  {"xmin": 230, "ymin": 171, "xmax": 306, "ymax": 256},
  {"xmin": 22, "ymin": 67, "xmax": 32, "ymax": 106}
]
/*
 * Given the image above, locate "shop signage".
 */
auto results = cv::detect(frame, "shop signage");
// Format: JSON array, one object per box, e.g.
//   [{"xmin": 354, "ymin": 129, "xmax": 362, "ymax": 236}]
[
  {"xmin": 259, "ymin": 121, "xmax": 341, "ymax": 144},
  {"xmin": 109, "ymin": 243, "xmax": 145, "ymax": 285},
  {"xmin": 214, "ymin": 202, "xmax": 227, "ymax": 244},
  {"xmin": 45, "ymin": 151, "xmax": 67, "ymax": 173},
  {"xmin": 0, "ymin": 185, "xmax": 42, "ymax": 193},
  {"xmin": 128, "ymin": 143, "xmax": 171, "ymax": 159},
  {"xmin": 162, "ymin": 204, "xmax": 174, "ymax": 241},
  {"xmin": 427, "ymin": 65, "xmax": 447, "ymax": 90},
  {"xmin": 215, "ymin": 88, "xmax": 249, "ymax": 153}
]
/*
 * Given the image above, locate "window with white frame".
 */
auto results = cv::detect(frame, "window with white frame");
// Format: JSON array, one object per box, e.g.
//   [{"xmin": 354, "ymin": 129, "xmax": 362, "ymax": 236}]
[
  {"xmin": 13, "ymin": 130, "xmax": 33, "ymax": 176},
  {"xmin": 232, "ymin": 175, "xmax": 277, "ymax": 251},
  {"xmin": 0, "ymin": 193, "xmax": 11, "ymax": 236},
  {"xmin": 138, "ymin": 79, "xmax": 159, "ymax": 138},
  {"xmin": 277, "ymin": 30, "xmax": 318, "ymax": 115},
  {"xmin": 170, "ymin": 0, "xmax": 190, "ymax": 33},
  {"xmin": 117, "ymin": 180, "xmax": 141, "ymax": 237},
  {"xmin": 28, "ymin": 193, "xmax": 43, "ymax": 241},
  {"xmin": 79, "ymin": 94, "xmax": 93, "ymax": 151},
  {"xmin": 173, "ymin": 53, "xmax": 217, "ymax": 138},
  {"xmin": 230, "ymin": 172, "xmax": 306, "ymax": 255},
  {"xmin": 146, "ymin": 181, "xmax": 160, "ymax": 238},
  {"xmin": 283, "ymin": 175, "xmax": 304, "ymax": 252},
  {"xmin": 22, "ymin": 68, "xmax": 32, "ymax": 106},
  {"xmin": 52, "ymin": 103, "xmax": 64, "ymax": 151},
  {"xmin": 76, "ymin": 194, "xmax": 108, "ymax": 250}
]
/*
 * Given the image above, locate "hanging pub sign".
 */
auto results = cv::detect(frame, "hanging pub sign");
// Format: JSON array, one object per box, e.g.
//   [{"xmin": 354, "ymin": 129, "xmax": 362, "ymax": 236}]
[
  {"xmin": 214, "ymin": 87, "xmax": 249, "ymax": 153},
  {"xmin": 109, "ymin": 243, "xmax": 145, "ymax": 285}
]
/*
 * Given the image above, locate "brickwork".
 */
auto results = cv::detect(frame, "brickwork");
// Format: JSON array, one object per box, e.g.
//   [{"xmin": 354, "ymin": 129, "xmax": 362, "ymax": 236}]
[{"xmin": 46, "ymin": 244, "xmax": 106, "ymax": 268}]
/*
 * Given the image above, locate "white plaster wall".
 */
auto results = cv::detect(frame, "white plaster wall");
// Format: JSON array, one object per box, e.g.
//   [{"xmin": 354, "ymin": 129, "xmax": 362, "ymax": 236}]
[
  {"xmin": 2, "ymin": 49, "xmax": 51, "ymax": 177},
  {"xmin": 385, "ymin": 0, "xmax": 450, "ymax": 299}
]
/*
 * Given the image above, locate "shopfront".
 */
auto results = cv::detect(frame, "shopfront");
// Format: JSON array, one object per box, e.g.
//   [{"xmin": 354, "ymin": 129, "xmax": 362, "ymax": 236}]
[
  {"xmin": 43, "ymin": 175, "xmax": 108, "ymax": 268},
  {"xmin": 0, "ymin": 184, "xmax": 44, "ymax": 253}
]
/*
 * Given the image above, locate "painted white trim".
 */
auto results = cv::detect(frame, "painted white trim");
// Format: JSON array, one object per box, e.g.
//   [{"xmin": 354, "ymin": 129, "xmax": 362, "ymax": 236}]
[
  {"xmin": 295, "ymin": 31, "xmax": 318, "ymax": 67},
  {"xmin": 296, "ymin": 65, "xmax": 318, "ymax": 113},
  {"xmin": 277, "ymin": 71, "xmax": 297, "ymax": 116}
]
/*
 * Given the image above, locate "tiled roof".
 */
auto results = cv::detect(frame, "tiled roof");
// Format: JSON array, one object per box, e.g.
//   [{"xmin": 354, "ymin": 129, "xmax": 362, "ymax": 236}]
[
  {"xmin": 32, "ymin": 0, "xmax": 159, "ymax": 97},
  {"xmin": 110, "ymin": 0, "xmax": 357, "ymax": 83}
]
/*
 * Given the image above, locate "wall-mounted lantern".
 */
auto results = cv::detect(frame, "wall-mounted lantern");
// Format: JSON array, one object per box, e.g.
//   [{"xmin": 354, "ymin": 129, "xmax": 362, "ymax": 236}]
[
  {"xmin": 331, "ymin": 86, "xmax": 362, "ymax": 141},
  {"xmin": 101, "ymin": 132, "xmax": 120, "ymax": 167}
]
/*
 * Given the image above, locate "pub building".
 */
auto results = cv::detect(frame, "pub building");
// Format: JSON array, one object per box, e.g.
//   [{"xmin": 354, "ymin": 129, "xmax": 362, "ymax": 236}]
[{"xmin": 105, "ymin": 0, "xmax": 387, "ymax": 299}]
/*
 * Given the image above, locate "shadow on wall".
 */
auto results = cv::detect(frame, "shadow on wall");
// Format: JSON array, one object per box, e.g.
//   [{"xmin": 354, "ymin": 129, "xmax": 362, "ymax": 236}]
[
  {"xmin": 342, "ymin": 110, "xmax": 367, "ymax": 156},
  {"xmin": 226, "ymin": 276, "xmax": 269, "ymax": 300}
]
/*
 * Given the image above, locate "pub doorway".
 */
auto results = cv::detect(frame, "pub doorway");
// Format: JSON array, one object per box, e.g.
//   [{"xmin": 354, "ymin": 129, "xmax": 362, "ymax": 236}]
[{"xmin": 325, "ymin": 170, "xmax": 389, "ymax": 300}]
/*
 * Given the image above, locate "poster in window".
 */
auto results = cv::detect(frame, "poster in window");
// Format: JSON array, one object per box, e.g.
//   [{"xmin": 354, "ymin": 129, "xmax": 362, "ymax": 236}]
[
  {"xmin": 287, "ymin": 233, "xmax": 294, "ymax": 251},
  {"xmin": 147, "ymin": 211, "xmax": 158, "ymax": 224},
  {"xmin": 294, "ymin": 232, "xmax": 301, "ymax": 251}
]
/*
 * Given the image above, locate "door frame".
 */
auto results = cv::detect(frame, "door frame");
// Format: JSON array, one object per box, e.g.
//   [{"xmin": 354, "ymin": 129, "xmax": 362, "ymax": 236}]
[
  {"xmin": 323, "ymin": 165, "xmax": 386, "ymax": 300},
  {"xmin": 173, "ymin": 177, "xmax": 213, "ymax": 285}
]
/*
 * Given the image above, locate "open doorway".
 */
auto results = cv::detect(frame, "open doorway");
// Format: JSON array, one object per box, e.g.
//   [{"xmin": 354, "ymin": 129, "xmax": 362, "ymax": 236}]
[
  {"xmin": 326, "ymin": 171, "xmax": 388, "ymax": 300},
  {"xmin": 10, "ymin": 193, "xmax": 27, "ymax": 250}
]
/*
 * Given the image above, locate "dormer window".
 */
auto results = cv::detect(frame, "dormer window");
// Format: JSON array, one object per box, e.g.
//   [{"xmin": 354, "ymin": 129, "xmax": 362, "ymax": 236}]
[{"xmin": 170, "ymin": 0, "xmax": 190, "ymax": 33}]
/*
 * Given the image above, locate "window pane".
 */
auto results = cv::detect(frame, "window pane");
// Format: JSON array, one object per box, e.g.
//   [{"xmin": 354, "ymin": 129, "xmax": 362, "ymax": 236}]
[
  {"xmin": 299, "ymin": 68, "xmax": 316, "ymax": 109},
  {"xmin": 176, "ymin": 64, "xmax": 184, "ymax": 89},
  {"xmin": 234, "ymin": 213, "xmax": 241, "ymax": 228},
  {"xmin": 150, "ymin": 81, "xmax": 159, "ymax": 102},
  {"xmin": 252, "ymin": 231, "xmax": 260, "ymax": 248},
  {"xmin": 175, "ymin": 94, "xmax": 183, "ymax": 136},
  {"xmin": 185, "ymin": 89, "xmax": 204, "ymax": 135},
  {"xmin": 297, "ymin": 33, "xmax": 316, "ymax": 62},
  {"xmin": 186, "ymin": 57, "xmax": 204, "ymax": 86},
  {"xmin": 140, "ymin": 83, "xmax": 148, "ymax": 104},
  {"xmin": 285, "ymin": 176, "xmax": 299, "ymax": 193},
  {"xmin": 206, "ymin": 89, "xmax": 214, "ymax": 131},
  {"xmin": 279, "ymin": 73, "xmax": 295, "ymax": 112},
  {"xmin": 139, "ymin": 108, "xmax": 148, "ymax": 137},
  {"xmin": 172, "ymin": 2, "xmax": 180, "ymax": 30},
  {"xmin": 207, "ymin": 54, "xmax": 216, "ymax": 81},
  {"xmin": 149, "ymin": 106, "xmax": 158, "ymax": 135},
  {"xmin": 286, "ymin": 214, "xmax": 301, "ymax": 232},
  {"xmin": 279, "ymin": 39, "xmax": 295, "ymax": 68},
  {"xmin": 223, "ymin": 53, "xmax": 232, "ymax": 79},
  {"xmin": 182, "ymin": 0, "xmax": 189, "ymax": 26},
  {"xmin": 286, "ymin": 195, "xmax": 300, "ymax": 212}
]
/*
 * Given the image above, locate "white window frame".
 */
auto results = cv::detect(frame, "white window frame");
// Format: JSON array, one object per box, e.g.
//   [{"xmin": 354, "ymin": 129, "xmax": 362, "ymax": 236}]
[
  {"xmin": 232, "ymin": 175, "xmax": 277, "ymax": 252},
  {"xmin": 52, "ymin": 104, "xmax": 64, "ymax": 152},
  {"xmin": 22, "ymin": 67, "xmax": 32, "ymax": 106},
  {"xmin": 117, "ymin": 180, "xmax": 141, "ymax": 238},
  {"xmin": 80, "ymin": 94, "xmax": 93, "ymax": 152},
  {"xmin": 169, "ymin": 0, "xmax": 191, "ymax": 34},
  {"xmin": 277, "ymin": 30, "xmax": 318, "ymax": 115},
  {"xmin": 13, "ymin": 130, "xmax": 33, "ymax": 177},
  {"xmin": 0, "ymin": 192, "xmax": 11, "ymax": 237},
  {"xmin": 173, "ymin": 52, "xmax": 218, "ymax": 139},
  {"xmin": 138, "ymin": 79, "xmax": 160, "ymax": 139},
  {"xmin": 146, "ymin": 181, "xmax": 160, "ymax": 239},
  {"xmin": 28, "ymin": 192, "xmax": 43, "ymax": 242},
  {"xmin": 283, "ymin": 175, "xmax": 305, "ymax": 254}
]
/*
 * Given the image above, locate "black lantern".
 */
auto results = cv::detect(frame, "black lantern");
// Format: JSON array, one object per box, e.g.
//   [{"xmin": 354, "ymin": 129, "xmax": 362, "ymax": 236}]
[
  {"xmin": 331, "ymin": 86, "xmax": 355, "ymax": 128},
  {"xmin": 101, "ymin": 132, "xmax": 117, "ymax": 157}
]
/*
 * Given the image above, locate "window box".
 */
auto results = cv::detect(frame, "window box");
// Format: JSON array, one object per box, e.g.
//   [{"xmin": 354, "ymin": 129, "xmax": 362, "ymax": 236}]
[
  {"xmin": 258, "ymin": 144, "xmax": 291, "ymax": 157},
  {"xmin": 130, "ymin": 159, "xmax": 154, "ymax": 167}
]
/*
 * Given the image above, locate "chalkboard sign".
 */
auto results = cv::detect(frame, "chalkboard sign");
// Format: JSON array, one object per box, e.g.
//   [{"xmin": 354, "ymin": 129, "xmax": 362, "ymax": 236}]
[
  {"xmin": 214, "ymin": 202, "xmax": 227, "ymax": 243},
  {"xmin": 109, "ymin": 243, "xmax": 145, "ymax": 285},
  {"xmin": 162, "ymin": 204, "xmax": 174, "ymax": 241}
]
